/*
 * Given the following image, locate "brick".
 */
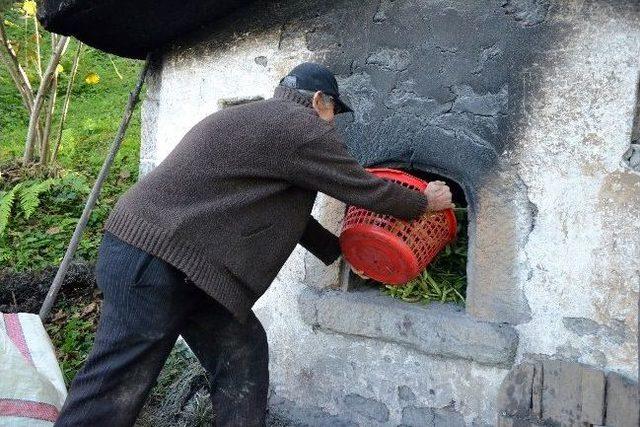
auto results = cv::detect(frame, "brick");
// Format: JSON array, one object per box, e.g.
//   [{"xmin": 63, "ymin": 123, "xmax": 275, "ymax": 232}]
[
  {"xmin": 497, "ymin": 362, "xmax": 535, "ymax": 417},
  {"xmin": 541, "ymin": 360, "xmax": 605, "ymax": 425},
  {"xmin": 581, "ymin": 365, "xmax": 606, "ymax": 424},
  {"xmin": 605, "ymin": 372, "xmax": 639, "ymax": 427}
]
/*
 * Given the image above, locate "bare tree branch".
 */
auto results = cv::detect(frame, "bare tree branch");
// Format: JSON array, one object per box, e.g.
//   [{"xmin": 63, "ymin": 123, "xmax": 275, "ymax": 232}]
[
  {"xmin": 40, "ymin": 35, "xmax": 60, "ymax": 163},
  {"xmin": 0, "ymin": 15, "xmax": 34, "ymax": 110},
  {"xmin": 40, "ymin": 73, "xmax": 58, "ymax": 164},
  {"xmin": 53, "ymin": 41, "xmax": 83, "ymax": 161},
  {"xmin": 109, "ymin": 55, "xmax": 123, "ymax": 79},
  {"xmin": 33, "ymin": 16, "xmax": 42, "ymax": 79},
  {"xmin": 23, "ymin": 35, "xmax": 68, "ymax": 164},
  {"xmin": 0, "ymin": 49, "xmax": 30, "ymax": 109}
]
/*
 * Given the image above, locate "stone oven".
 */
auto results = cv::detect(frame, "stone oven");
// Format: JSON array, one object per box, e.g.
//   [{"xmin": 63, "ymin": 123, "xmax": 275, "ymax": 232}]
[{"xmin": 139, "ymin": 1, "xmax": 639, "ymax": 425}]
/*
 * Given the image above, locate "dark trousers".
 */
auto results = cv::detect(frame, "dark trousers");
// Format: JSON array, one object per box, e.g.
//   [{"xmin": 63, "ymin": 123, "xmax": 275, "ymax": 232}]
[{"xmin": 55, "ymin": 232, "xmax": 269, "ymax": 427}]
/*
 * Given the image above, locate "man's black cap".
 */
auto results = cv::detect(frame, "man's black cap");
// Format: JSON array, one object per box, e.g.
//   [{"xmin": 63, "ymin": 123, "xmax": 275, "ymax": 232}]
[{"xmin": 279, "ymin": 62, "xmax": 353, "ymax": 114}]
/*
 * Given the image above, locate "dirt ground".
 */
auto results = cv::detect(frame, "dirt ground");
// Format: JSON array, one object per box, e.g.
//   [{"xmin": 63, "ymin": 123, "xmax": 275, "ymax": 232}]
[{"xmin": 0, "ymin": 262, "xmax": 97, "ymax": 314}]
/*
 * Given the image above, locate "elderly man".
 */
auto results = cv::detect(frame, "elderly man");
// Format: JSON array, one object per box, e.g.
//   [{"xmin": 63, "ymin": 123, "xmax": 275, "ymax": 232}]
[{"xmin": 55, "ymin": 62, "xmax": 453, "ymax": 426}]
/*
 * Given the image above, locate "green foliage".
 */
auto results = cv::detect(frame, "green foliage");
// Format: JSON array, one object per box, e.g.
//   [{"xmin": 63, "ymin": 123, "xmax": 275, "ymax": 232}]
[
  {"xmin": 381, "ymin": 207, "xmax": 468, "ymax": 305},
  {"xmin": 45, "ymin": 304, "xmax": 97, "ymax": 384},
  {"xmin": 0, "ymin": 167, "xmax": 134, "ymax": 270},
  {"xmin": 0, "ymin": 0, "xmax": 13, "ymax": 12},
  {"xmin": 0, "ymin": 175, "xmax": 84, "ymax": 234},
  {"xmin": 1, "ymin": 1, "xmax": 142, "ymax": 391},
  {"xmin": 383, "ymin": 268, "xmax": 466, "ymax": 304},
  {"xmin": 1, "ymin": 6, "xmax": 144, "ymax": 161},
  {"xmin": 0, "ymin": 25, "xmax": 142, "ymax": 270},
  {"xmin": 0, "ymin": 179, "xmax": 55, "ymax": 234},
  {"xmin": 137, "ymin": 343, "xmax": 213, "ymax": 427},
  {"xmin": 19, "ymin": 178, "xmax": 55, "ymax": 219},
  {"xmin": 149, "ymin": 344, "xmax": 196, "ymax": 402},
  {"xmin": 0, "ymin": 185, "xmax": 18, "ymax": 235}
]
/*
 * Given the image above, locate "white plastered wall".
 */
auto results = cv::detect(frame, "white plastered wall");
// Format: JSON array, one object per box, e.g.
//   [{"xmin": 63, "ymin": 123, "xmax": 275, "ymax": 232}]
[{"xmin": 139, "ymin": 3, "xmax": 640, "ymax": 423}]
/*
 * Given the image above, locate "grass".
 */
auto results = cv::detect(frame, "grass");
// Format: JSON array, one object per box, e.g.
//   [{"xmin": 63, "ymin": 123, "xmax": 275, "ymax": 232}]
[
  {"xmin": 45, "ymin": 294, "xmax": 100, "ymax": 384},
  {"xmin": 0, "ymin": 7, "xmax": 143, "ymax": 271},
  {"xmin": 380, "ymin": 207, "xmax": 468, "ymax": 305},
  {"xmin": 136, "ymin": 343, "xmax": 213, "ymax": 427}
]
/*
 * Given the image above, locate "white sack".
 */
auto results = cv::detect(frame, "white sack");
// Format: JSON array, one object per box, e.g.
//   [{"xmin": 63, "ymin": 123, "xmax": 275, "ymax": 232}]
[{"xmin": 0, "ymin": 313, "xmax": 67, "ymax": 426}]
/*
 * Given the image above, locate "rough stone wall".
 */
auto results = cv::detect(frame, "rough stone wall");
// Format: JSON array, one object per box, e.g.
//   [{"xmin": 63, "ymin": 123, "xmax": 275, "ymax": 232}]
[
  {"xmin": 497, "ymin": 360, "xmax": 639, "ymax": 426},
  {"xmin": 139, "ymin": 0, "xmax": 640, "ymax": 424},
  {"xmin": 506, "ymin": 3, "xmax": 640, "ymax": 376}
]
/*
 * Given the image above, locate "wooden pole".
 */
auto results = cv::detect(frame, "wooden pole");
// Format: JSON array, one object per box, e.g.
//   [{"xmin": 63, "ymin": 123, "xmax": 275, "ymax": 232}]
[{"xmin": 40, "ymin": 57, "xmax": 150, "ymax": 321}]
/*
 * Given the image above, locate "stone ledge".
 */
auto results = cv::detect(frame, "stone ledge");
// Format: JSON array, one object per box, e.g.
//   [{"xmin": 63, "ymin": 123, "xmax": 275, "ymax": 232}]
[{"xmin": 298, "ymin": 288, "xmax": 518, "ymax": 368}]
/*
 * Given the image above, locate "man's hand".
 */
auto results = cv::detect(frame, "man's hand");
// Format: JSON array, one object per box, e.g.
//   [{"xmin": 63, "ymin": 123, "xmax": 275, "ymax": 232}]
[{"xmin": 424, "ymin": 180, "xmax": 455, "ymax": 211}]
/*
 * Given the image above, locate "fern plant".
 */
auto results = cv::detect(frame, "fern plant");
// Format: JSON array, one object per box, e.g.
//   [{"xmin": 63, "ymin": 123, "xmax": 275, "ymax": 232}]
[
  {"xmin": 0, "ymin": 178, "xmax": 58, "ymax": 236},
  {"xmin": 0, "ymin": 185, "xmax": 19, "ymax": 235},
  {"xmin": 19, "ymin": 178, "xmax": 55, "ymax": 219}
]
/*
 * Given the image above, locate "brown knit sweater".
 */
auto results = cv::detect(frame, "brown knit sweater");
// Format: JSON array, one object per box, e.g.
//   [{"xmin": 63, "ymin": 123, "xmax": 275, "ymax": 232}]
[{"xmin": 105, "ymin": 86, "xmax": 428, "ymax": 318}]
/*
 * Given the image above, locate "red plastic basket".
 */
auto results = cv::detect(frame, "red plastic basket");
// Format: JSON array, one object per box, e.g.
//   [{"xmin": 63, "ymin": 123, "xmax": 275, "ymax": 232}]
[{"xmin": 339, "ymin": 168, "xmax": 457, "ymax": 285}]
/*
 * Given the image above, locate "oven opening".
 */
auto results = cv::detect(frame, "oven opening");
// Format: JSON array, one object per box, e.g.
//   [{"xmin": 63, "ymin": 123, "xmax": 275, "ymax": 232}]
[{"xmin": 343, "ymin": 166, "xmax": 469, "ymax": 307}]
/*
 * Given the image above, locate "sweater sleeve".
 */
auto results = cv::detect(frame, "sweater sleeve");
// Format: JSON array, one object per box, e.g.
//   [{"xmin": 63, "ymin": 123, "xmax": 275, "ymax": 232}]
[
  {"xmin": 286, "ymin": 132, "xmax": 428, "ymax": 220},
  {"xmin": 298, "ymin": 216, "xmax": 342, "ymax": 265}
]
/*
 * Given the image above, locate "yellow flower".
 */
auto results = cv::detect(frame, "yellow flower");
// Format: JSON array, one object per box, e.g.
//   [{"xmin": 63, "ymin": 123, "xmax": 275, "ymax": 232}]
[
  {"xmin": 22, "ymin": 1, "xmax": 37, "ymax": 17},
  {"xmin": 55, "ymin": 64, "xmax": 64, "ymax": 75},
  {"xmin": 85, "ymin": 72, "xmax": 100, "ymax": 84}
]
